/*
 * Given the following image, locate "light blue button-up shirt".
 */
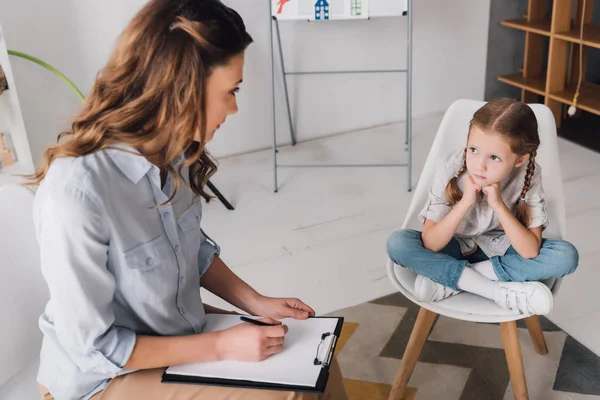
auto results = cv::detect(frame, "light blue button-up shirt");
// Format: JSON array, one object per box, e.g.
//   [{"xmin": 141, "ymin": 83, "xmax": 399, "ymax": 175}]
[{"xmin": 33, "ymin": 145, "xmax": 220, "ymax": 400}]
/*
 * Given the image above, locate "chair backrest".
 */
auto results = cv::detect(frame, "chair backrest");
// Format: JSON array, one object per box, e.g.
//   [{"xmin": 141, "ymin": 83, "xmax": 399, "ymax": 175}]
[
  {"xmin": 0, "ymin": 184, "xmax": 47, "ymax": 388},
  {"xmin": 403, "ymin": 99, "xmax": 566, "ymax": 243}
]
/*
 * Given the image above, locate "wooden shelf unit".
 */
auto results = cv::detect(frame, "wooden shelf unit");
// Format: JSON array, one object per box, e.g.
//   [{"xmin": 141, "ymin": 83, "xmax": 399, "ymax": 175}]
[
  {"xmin": 501, "ymin": 18, "xmax": 551, "ymax": 36},
  {"xmin": 498, "ymin": 73, "xmax": 547, "ymax": 96},
  {"xmin": 548, "ymin": 81, "xmax": 600, "ymax": 114},
  {"xmin": 554, "ymin": 24, "xmax": 600, "ymax": 49},
  {"xmin": 498, "ymin": 0, "xmax": 600, "ymax": 126}
]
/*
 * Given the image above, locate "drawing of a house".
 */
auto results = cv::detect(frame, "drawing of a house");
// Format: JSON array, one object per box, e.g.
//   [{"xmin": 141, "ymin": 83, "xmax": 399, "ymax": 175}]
[
  {"xmin": 351, "ymin": 0, "xmax": 362, "ymax": 16},
  {"xmin": 314, "ymin": 0, "xmax": 329, "ymax": 20}
]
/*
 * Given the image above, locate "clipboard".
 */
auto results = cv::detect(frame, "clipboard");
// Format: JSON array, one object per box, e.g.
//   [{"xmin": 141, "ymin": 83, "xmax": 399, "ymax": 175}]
[{"xmin": 161, "ymin": 314, "xmax": 344, "ymax": 393}]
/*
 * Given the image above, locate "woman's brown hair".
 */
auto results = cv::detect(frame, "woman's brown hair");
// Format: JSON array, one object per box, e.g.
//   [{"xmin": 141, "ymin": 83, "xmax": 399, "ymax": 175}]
[
  {"xmin": 445, "ymin": 98, "xmax": 540, "ymax": 226},
  {"xmin": 26, "ymin": 0, "xmax": 253, "ymax": 203}
]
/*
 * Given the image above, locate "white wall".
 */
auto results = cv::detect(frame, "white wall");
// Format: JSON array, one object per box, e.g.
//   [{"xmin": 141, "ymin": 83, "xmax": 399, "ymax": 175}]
[
  {"xmin": 0, "ymin": 0, "xmax": 490, "ymax": 163},
  {"xmin": 0, "ymin": 0, "xmax": 142, "ymax": 165}
]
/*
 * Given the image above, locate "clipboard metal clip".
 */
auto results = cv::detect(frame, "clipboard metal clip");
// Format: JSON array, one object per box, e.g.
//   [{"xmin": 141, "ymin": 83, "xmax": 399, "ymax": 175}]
[{"xmin": 313, "ymin": 332, "xmax": 337, "ymax": 367}]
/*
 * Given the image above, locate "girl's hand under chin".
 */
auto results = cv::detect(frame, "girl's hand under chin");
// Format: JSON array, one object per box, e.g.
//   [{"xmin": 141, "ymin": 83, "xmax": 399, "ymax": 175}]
[
  {"xmin": 461, "ymin": 175, "xmax": 481, "ymax": 206},
  {"xmin": 482, "ymin": 182, "xmax": 504, "ymax": 210}
]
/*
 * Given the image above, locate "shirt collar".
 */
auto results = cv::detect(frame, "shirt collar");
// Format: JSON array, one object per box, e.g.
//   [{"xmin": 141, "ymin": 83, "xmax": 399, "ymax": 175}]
[
  {"xmin": 173, "ymin": 153, "xmax": 186, "ymax": 168},
  {"xmin": 105, "ymin": 144, "xmax": 151, "ymax": 184},
  {"xmin": 105, "ymin": 144, "xmax": 188, "ymax": 184}
]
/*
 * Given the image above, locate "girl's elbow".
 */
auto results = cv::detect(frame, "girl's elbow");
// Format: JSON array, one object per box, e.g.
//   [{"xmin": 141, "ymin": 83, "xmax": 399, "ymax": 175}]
[
  {"xmin": 422, "ymin": 237, "xmax": 442, "ymax": 253},
  {"xmin": 424, "ymin": 244, "xmax": 442, "ymax": 253},
  {"xmin": 524, "ymin": 251, "xmax": 539, "ymax": 259},
  {"xmin": 518, "ymin": 237, "xmax": 542, "ymax": 259},
  {"xmin": 521, "ymin": 248, "xmax": 540, "ymax": 259}
]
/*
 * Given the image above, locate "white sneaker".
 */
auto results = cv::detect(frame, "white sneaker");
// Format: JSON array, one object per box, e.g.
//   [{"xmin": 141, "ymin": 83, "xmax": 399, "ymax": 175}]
[
  {"xmin": 493, "ymin": 281, "xmax": 553, "ymax": 316},
  {"xmin": 414, "ymin": 274, "xmax": 461, "ymax": 303}
]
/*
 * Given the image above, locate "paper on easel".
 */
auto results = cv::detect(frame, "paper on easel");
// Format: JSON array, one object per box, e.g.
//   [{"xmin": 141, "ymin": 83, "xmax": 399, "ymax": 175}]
[
  {"xmin": 164, "ymin": 314, "xmax": 341, "ymax": 388},
  {"xmin": 272, "ymin": 0, "xmax": 370, "ymax": 21}
]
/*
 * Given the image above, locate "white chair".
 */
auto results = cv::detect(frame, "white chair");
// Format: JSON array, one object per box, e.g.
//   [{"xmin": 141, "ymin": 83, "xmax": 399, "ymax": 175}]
[
  {"xmin": 386, "ymin": 99, "xmax": 567, "ymax": 400},
  {"xmin": 0, "ymin": 184, "xmax": 48, "ymax": 399}
]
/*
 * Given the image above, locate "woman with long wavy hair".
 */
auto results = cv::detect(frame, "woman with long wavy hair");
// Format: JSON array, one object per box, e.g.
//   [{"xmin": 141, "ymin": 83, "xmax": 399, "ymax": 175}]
[{"xmin": 31, "ymin": 1, "xmax": 348, "ymax": 399}]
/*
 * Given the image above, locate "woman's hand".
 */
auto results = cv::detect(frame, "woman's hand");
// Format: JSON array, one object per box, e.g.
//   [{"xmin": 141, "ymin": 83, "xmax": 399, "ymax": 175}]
[
  {"xmin": 216, "ymin": 318, "xmax": 288, "ymax": 362},
  {"xmin": 249, "ymin": 296, "xmax": 316, "ymax": 320},
  {"xmin": 482, "ymin": 182, "xmax": 504, "ymax": 210},
  {"xmin": 460, "ymin": 175, "xmax": 481, "ymax": 207}
]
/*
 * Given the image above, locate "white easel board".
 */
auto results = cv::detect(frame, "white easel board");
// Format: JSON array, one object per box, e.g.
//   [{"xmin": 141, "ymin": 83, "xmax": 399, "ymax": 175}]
[{"xmin": 272, "ymin": 0, "xmax": 407, "ymax": 20}]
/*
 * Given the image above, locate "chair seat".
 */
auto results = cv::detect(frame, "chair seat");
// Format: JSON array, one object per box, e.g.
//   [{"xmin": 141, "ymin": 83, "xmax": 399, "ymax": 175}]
[
  {"xmin": 0, "ymin": 361, "xmax": 39, "ymax": 400},
  {"xmin": 387, "ymin": 259, "xmax": 556, "ymax": 323}
]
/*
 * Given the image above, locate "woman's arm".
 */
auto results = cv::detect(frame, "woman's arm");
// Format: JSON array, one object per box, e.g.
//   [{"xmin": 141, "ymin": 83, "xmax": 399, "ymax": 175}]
[
  {"xmin": 204, "ymin": 304, "xmax": 237, "ymax": 314},
  {"xmin": 126, "ymin": 318, "xmax": 289, "ymax": 369},
  {"xmin": 200, "ymin": 255, "xmax": 262, "ymax": 314},
  {"xmin": 38, "ymin": 188, "xmax": 138, "ymax": 377},
  {"xmin": 201, "ymin": 255, "xmax": 315, "ymax": 320},
  {"xmin": 124, "ymin": 333, "xmax": 220, "ymax": 370}
]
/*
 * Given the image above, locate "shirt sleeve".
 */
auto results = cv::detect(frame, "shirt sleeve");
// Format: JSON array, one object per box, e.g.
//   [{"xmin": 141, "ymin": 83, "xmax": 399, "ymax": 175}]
[
  {"xmin": 418, "ymin": 157, "xmax": 453, "ymax": 224},
  {"xmin": 198, "ymin": 228, "xmax": 220, "ymax": 277},
  {"xmin": 524, "ymin": 164, "xmax": 548, "ymax": 229},
  {"xmin": 37, "ymin": 186, "xmax": 136, "ymax": 377}
]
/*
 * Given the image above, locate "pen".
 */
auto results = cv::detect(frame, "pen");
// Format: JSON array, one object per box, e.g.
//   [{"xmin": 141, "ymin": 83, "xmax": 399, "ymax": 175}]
[{"xmin": 239, "ymin": 316, "xmax": 278, "ymax": 326}]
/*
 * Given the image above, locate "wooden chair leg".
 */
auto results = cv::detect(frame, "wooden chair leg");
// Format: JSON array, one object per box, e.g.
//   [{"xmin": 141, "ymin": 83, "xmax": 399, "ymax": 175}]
[
  {"xmin": 388, "ymin": 307, "xmax": 437, "ymax": 400},
  {"xmin": 500, "ymin": 321, "xmax": 529, "ymax": 400},
  {"xmin": 524, "ymin": 315, "xmax": 548, "ymax": 355}
]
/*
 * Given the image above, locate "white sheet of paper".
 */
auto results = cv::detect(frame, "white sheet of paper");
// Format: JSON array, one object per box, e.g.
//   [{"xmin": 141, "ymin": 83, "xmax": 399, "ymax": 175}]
[
  {"xmin": 271, "ymin": 0, "xmax": 406, "ymax": 20},
  {"xmin": 272, "ymin": 0, "xmax": 371, "ymax": 21},
  {"xmin": 165, "ymin": 315, "xmax": 340, "ymax": 388}
]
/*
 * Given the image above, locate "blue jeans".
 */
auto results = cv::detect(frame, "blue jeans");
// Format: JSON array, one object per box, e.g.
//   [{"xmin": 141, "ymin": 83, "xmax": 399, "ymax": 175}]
[{"xmin": 387, "ymin": 229, "xmax": 579, "ymax": 290}]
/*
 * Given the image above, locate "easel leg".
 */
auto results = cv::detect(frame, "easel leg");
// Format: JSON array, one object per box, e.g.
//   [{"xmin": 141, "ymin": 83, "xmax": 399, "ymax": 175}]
[
  {"xmin": 274, "ymin": 18, "xmax": 295, "ymax": 146},
  {"xmin": 405, "ymin": 0, "xmax": 413, "ymax": 192},
  {"xmin": 207, "ymin": 180, "xmax": 234, "ymax": 211},
  {"xmin": 270, "ymin": 14, "xmax": 279, "ymax": 192}
]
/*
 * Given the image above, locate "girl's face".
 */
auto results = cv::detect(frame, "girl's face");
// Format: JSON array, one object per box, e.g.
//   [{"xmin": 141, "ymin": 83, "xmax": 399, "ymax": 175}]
[
  {"xmin": 466, "ymin": 125, "xmax": 528, "ymax": 188},
  {"xmin": 196, "ymin": 52, "xmax": 245, "ymax": 143}
]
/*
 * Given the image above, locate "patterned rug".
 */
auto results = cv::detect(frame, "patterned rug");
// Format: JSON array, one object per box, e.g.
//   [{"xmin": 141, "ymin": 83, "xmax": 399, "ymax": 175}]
[{"xmin": 331, "ymin": 292, "xmax": 600, "ymax": 400}]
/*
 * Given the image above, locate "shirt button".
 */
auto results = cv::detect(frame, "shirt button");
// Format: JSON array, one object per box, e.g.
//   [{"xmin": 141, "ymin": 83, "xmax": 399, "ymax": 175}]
[
  {"xmin": 175, "ymin": 245, "xmax": 181, "ymax": 252},
  {"xmin": 146, "ymin": 258, "xmax": 154, "ymax": 266},
  {"xmin": 180, "ymin": 276, "xmax": 184, "ymax": 283},
  {"xmin": 163, "ymin": 212, "xmax": 171, "ymax": 219}
]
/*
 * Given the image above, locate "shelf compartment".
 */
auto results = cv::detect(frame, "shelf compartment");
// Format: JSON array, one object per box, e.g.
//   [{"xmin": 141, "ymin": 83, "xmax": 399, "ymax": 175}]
[
  {"xmin": 498, "ymin": 73, "xmax": 546, "ymax": 96},
  {"xmin": 501, "ymin": 19, "xmax": 551, "ymax": 36},
  {"xmin": 554, "ymin": 24, "xmax": 600, "ymax": 50},
  {"xmin": 548, "ymin": 82, "xmax": 600, "ymax": 116}
]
